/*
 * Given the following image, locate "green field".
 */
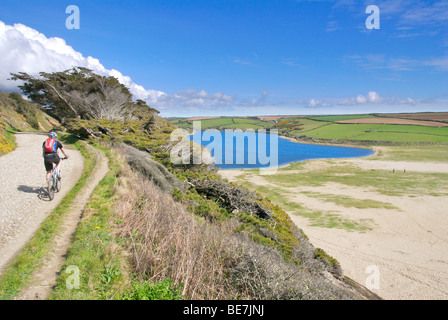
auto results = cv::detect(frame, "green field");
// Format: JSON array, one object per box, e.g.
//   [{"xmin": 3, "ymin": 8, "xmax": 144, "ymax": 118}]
[
  {"xmin": 170, "ymin": 117, "xmax": 272, "ymax": 130},
  {"xmin": 275, "ymin": 118, "xmax": 331, "ymax": 132},
  {"xmin": 170, "ymin": 113, "xmax": 448, "ymax": 143},
  {"xmin": 303, "ymin": 123, "xmax": 448, "ymax": 143},
  {"xmin": 308, "ymin": 114, "xmax": 377, "ymax": 122}
]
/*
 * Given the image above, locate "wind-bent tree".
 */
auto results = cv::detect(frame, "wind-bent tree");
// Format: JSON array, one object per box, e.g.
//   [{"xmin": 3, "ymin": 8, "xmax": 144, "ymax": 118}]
[{"xmin": 10, "ymin": 67, "xmax": 138, "ymax": 121}]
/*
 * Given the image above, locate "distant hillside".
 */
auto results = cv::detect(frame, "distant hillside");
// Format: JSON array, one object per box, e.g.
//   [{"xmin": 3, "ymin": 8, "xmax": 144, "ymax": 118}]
[
  {"xmin": 168, "ymin": 113, "xmax": 448, "ymax": 145},
  {"xmin": 0, "ymin": 91, "xmax": 60, "ymax": 155}
]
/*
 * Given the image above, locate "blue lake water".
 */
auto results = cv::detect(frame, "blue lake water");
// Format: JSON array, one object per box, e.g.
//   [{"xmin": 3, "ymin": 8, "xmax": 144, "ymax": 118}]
[{"xmin": 190, "ymin": 131, "xmax": 375, "ymax": 170}]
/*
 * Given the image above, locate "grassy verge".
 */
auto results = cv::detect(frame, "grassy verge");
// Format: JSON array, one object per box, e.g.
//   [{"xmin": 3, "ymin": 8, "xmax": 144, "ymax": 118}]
[
  {"xmin": 0, "ymin": 122, "xmax": 17, "ymax": 156},
  {"xmin": 49, "ymin": 145, "xmax": 186, "ymax": 300},
  {"xmin": 0, "ymin": 134, "xmax": 96, "ymax": 299},
  {"xmin": 48, "ymin": 144, "xmax": 132, "ymax": 300}
]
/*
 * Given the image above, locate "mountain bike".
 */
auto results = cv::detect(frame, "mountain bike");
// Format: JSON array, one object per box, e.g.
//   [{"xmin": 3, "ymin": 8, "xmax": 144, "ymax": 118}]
[{"xmin": 48, "ymin": 157, "xmax": 66, "ymax": 201}]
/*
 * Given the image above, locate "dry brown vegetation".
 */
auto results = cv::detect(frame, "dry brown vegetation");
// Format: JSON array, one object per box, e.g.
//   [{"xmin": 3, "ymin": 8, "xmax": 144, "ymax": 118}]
[
  {"xmin": 114, "ymin": 165, "xmax": 235, "ymax": 299},
  {"xmin": 111, "ymin": 147, "xmax": 378, "ymax": 300}
]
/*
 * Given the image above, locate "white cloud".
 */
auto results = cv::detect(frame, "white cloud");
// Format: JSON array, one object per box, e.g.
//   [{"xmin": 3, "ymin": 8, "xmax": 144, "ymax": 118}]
[
  {"xmin": 367, "ymin": 91, "xmax": 383, "ymax": 103},
  {"xmin": 339, "ymin": 91, "xmax": 383, "ymax": 105},
  {"xmin": 338, "ymin": 91, "xmax": 419, "ymax": 106},
  {"xmin": 424, "ymin": 56, "xmax": 448, "ymax": 71},
  {"xmin": 343, "ymin": 53, "xmax": 448, "ymax": 72},
  {"xmin": 308, "ymin": 98, "xmax": 330, "ymax": 107},
  {"xmin": 0, "ymin": 20, "xmax": 165, "ymax": 103},
  {"xmin": 152, "ymin": 89, "xmax": 235, "ymax": 111},
  {"xmin": 0, "ymin": 20, "xmax": 241, "ymax": 114}
]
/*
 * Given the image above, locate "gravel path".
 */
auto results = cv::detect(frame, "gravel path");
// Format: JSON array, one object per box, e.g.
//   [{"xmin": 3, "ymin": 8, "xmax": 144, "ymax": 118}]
[
  {"xmin": 17, "ymin": 145, "xmax": 109, "ymax": 300},
  {"xmin": 0, "ymin": 133, "xmax": 84, "ymax": 273}
]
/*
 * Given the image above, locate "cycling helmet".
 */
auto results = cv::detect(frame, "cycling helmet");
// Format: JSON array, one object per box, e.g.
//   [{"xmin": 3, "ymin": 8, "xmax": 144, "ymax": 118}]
[{"xmin": 48, "ymin": 131, "xmax": 57, "ymax": 139}]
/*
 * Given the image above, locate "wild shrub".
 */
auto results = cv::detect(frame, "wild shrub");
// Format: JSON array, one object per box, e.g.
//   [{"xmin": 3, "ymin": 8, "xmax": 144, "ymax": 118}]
[{"xmin": 112, "ymin": 152, "xmax": 357, "ymax": 300}]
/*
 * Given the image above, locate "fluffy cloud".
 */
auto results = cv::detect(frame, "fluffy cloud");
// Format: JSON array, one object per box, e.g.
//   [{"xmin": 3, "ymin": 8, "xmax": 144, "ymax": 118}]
[
  {"xmin": 154, "ymin": 89, "xmax": 235, "ymax": 110},
  {"xmin": 338, "ymin": 91, "xmax": 418, "ymax": 106},
  {"xmin": 308, "ymin": 98, "xmax": 330, "ymax": 107},
  {"xmin": 0, "ymin": 20, "xmax": 239, "ymax": 114},
  {"xmin": 339, "ymin": 91, "xmax": 382, "ymax": 105},
  {"xmin": 0, "ymin": 20, "xmax": 165, "ymax": 102}
]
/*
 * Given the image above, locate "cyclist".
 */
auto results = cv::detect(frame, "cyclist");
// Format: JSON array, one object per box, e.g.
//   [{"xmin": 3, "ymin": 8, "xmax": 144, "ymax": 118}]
[{"xmin": 43, "ymin": 131, "xmax": 69, "ymax": 184}]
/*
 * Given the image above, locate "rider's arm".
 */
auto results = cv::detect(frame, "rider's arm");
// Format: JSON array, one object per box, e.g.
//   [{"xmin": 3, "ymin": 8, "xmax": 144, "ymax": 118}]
[
  {"xmin": 60, "ymin": 146, "xmax": 69, "ymax": 159},
  {"xmin": 57, "ymin": 141, "xmax": 69, "ymax": 159}
]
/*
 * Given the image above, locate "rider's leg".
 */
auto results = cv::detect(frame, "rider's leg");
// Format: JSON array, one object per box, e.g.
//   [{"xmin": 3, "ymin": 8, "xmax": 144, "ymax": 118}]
[{"xmin": 46, "ymin": 169, "xmax": 52, "ymax": 183}]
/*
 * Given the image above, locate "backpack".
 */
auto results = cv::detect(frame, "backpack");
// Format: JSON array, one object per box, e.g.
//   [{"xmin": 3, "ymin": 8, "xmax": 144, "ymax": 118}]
[{"xmin": 44, "ymin": 138, "xmax": 58, "ymax": 153}]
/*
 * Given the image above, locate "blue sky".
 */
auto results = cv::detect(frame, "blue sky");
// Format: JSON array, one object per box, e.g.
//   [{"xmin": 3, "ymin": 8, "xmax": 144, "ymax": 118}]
[{"xmin": 0, "ymin": 0, "xmax": 447, "ymax": 117}]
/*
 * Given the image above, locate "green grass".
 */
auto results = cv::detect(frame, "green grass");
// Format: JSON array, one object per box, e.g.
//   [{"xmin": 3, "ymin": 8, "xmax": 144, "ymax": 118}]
[
  {"xmin": 234, "ymin": 117, "xmax": 272, "ymax": 126},
  {"xmin": 301, "ymin": 192, "xmax": 400, "ymax": 210},
  {"xmin": 118, "ymin": 278, "xmax": 183, "ymax": 300},
  {"xmin": 303, "ymin": 123, "xmax": 448, "ymax": 143},
  {"xmin": 198, "ymin": 117, "xmax": 235, "ymax": 128},
  {"xmin": 223, "ymin": 122, "xmax": 270, "ymax": 129},
  {"xmin": 0, "ymin": 122, "xmax": 17, "ymax": 155},
  {"xmin": 371, "ymin": 145, "xmax": 448, "ymax": 163},
  {"xmin": 48, "ymin": 144, "xmax": 131, "ymax": 300},
  {"xmin": 275, "ymin": 118, "xmax": 331, "ymax": 133},
  {"xmin": 308, "ymin": 115, "xmax": 377, "ymax": 122},
  {"xmin": 238, "ymin": 183, "xmax": 374, "ymax": 232},
  {"xmin": 265, "ymin": 163, "xmax": 448, "ymax": 197},
  {"xmin": 0, "ymin": 135, "xmax": 97, "ymax": 299},
  {"xmin": 170, "ymin": 117, "xmax": 273, "ymax": 131}
]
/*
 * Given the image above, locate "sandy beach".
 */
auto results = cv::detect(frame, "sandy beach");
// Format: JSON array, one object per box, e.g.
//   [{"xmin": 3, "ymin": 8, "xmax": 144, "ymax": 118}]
[{"xmin": 218, "ymin": 158, "xmax": 448, "ymax": 300}]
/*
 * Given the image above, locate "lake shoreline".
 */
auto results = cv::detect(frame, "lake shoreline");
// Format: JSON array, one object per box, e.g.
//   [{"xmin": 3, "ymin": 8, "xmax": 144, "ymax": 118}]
[
  {"xmin": 279, "ymin": 135, "xmax": 379, "ymax": 156},
  {"xmin": 211, "ymin": 134, "xmax": 377, "ymax": 171}
]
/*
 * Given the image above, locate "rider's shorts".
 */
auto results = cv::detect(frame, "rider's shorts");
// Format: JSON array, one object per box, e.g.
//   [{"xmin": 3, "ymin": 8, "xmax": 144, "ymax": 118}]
[{"xmin": 44, "ymin": 153, "xmax": 60, "ymax": 171}]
